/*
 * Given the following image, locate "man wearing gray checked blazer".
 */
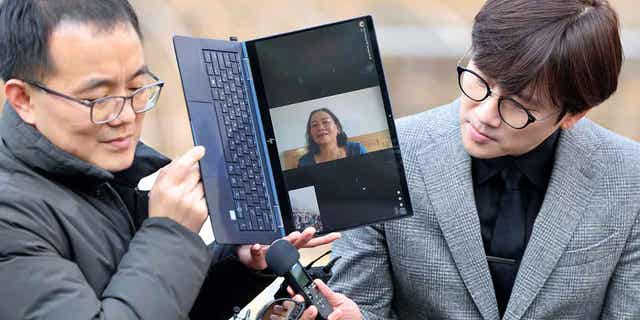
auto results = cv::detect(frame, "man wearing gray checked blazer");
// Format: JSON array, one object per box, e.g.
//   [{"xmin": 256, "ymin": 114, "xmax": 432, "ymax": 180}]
[{"xmin": 326, "ymin": 0, "xmax": 640, "ymax": 319}]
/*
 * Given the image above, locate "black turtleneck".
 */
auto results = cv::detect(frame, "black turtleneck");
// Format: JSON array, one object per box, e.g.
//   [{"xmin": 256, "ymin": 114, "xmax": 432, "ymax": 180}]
[{"xmin": 471, "ymin": 129, "xmax": 560, "ymax": 314}]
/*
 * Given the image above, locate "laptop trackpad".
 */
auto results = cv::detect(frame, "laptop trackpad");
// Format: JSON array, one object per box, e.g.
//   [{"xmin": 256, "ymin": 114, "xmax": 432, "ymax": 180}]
[{"xmin": 187, "ymin": 101, "xmax": 226, "ymax": 178}]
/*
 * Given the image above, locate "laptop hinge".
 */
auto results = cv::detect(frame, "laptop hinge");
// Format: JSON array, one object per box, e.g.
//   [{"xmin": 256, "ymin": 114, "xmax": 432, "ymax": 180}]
[
  {"xmin": 240, "ymin": 44, "xmax": 283, "ymax": 237},
  {"xmin": 273, "ymin": 205, "xmax": 285, "ymax": 236}
]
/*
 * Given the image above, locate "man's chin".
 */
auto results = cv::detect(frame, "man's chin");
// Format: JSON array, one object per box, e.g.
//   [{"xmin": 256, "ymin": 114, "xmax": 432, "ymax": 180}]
[
  {"xmin": 94, "ymin": 153, "xmax": 136, "ymax": 173},
  {"xmin": 106, "ymin": 162, "xmax": 135, "ymax": 173},
  {"xmin": 461, "ymin": 138, "xmax": 505, "ymax": 159}
]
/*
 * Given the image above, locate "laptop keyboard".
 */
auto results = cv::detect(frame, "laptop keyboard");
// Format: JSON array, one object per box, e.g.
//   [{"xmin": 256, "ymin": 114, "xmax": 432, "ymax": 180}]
[{"xmin": 202, "ymin": 49, "xmax": 275, "ymax": 232}]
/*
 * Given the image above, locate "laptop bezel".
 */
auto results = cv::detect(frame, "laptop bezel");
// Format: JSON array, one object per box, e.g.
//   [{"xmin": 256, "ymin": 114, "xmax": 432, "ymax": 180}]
[{"xmin": 244, "ymin": 15, "xmax": 413, "ymax": 234}]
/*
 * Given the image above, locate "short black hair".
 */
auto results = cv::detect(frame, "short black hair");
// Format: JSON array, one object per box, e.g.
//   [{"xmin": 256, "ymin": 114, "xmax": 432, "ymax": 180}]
[
  {"xmin": 472, "ymin": 0, "xmax": 623, "ymax": 119},
  {"xmin": 0, "ymin": 0, "xmax": 142, "ymax": 82},
  {"xmin": 305, "ymin": 108, "xmax": 348, "ymax": 155}
]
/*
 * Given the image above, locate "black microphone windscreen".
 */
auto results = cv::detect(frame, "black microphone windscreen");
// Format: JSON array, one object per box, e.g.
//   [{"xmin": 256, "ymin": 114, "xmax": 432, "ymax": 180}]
[{"xmin": 266, "ymin": 239, "xmax": 300, "ymax": 276}]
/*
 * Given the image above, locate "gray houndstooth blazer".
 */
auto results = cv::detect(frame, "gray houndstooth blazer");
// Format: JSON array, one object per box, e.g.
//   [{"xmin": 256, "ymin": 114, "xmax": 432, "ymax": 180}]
[{"xmin": 329, "ymin": 100, "xmax": 640, "ymax": 319}]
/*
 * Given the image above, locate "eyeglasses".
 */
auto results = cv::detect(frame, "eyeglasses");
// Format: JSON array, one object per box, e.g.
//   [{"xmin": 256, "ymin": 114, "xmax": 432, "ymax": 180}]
[
  {"xmin": 24, "ymin": 74, "xmax": 164, "ymax": 124},
  {"xmin": 456, "ymin": 51, "xmax": 557, "ymax": 129}
]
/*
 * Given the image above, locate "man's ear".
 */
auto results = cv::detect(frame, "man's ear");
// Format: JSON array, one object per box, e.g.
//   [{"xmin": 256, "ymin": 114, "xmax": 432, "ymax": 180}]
[
  {"xmin": 4, "ymin": 79, "xmax": 36, "ymax": 125},
  {"xmin": 559, "ymin": 109, "xmax": 590, "ymax": 130}
]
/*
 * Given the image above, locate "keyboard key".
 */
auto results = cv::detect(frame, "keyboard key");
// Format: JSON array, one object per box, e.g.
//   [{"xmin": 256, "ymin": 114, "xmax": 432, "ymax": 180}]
[
  {"xmin": 230, "ymin": 176, "xmax": 240, "ymax": 187},
  {"xmin": 216, "ymin": 52, "xmax": 225, "ymax": 68},
  {"xmin": 224, "ymin": 53, "xmax": 232, "ymax": 67},
  {"xmin": 210, "ymin": 50, "xmax": 218, "ymax": 64},
  {"xmin": 206, "ymin": 63, "xmax": 214, "ymax": 75},
  {"xmin": 250, "ymin": 212, "xmax": 259, "ymax": 228},
  {"xmin": 264, "ymin": 214, "xmax": 272, "ymax": 229},
  {"xmin": 203, "ymin": 50, "xmax": 212, "ymax": 63}
]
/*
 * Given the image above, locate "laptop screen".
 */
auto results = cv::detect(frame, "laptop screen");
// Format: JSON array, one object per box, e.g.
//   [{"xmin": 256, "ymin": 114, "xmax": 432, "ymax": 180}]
[{"xmin": 246, "ymin": 16, "xmax": 411, "ymax": 233}]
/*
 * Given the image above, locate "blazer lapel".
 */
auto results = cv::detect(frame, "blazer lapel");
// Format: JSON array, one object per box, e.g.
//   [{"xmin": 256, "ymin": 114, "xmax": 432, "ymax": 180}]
[
  {"xmin": 418, "ymin": 127, "xmax": 500, "ymax": 320},
  {"xmin": 504, "ymin": 124, "xmax": 603, "ymax": 319}
]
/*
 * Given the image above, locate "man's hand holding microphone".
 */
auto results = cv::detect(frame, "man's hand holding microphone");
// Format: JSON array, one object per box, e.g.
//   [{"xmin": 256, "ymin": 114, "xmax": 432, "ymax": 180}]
[{"xmin": 148, "ymin": 146, "xmax": 362, "ymax": 319}]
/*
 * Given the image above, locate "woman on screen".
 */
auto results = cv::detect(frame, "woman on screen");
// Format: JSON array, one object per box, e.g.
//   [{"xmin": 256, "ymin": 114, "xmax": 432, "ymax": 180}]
[{"xmin": 298, "ymin": 108, "xmax": 367, "ymax": 167}]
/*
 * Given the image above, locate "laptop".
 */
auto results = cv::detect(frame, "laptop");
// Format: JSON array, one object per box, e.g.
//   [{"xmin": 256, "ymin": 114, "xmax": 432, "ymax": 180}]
[{"xmin": 173, "ymin": 16, "xmax": 412, "ymax": 244}]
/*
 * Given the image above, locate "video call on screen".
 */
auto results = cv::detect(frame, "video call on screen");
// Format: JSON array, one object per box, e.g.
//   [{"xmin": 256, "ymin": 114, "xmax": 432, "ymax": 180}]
[{"xmin": 253, "ymin": 19, "xmax": 408, "ymax": 233}]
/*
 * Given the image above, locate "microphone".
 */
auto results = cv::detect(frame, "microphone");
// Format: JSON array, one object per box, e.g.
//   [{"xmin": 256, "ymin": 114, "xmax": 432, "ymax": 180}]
[{"xmin": 266, "ymin": 239, "xmax": 333, "ymax": 320}]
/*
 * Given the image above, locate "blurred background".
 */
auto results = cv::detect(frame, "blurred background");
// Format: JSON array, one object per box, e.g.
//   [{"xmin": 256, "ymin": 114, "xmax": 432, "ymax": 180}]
[
  {"xmin": 130, "ymin": 0, "xmax": 639, "ymax": 158},
  {"xmin": 1, "ymin": 0, "xmax": 638, "ymax": 156}
]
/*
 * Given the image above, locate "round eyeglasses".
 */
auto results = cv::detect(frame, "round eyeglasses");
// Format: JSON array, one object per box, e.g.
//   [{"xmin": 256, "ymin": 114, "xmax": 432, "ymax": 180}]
[
  {"xmin": 24, "ymin": 74, "xmax": 164, "ymax": 124},
  {"xmin": 456, "ymin": 66, "xmax": 557, "ymax": 129}
]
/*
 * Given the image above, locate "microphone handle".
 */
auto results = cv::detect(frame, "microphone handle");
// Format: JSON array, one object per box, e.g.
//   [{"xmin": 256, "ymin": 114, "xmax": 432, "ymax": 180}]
[{"xmin": 283, "ymin": 273, "xmax": 333, "ymax": 319}]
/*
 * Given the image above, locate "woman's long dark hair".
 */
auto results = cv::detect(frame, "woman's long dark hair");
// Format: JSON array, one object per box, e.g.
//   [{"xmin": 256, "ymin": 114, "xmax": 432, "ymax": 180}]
[{"xmin": 305, "ymin": 108, "xmax": 348, "ymax": 155}]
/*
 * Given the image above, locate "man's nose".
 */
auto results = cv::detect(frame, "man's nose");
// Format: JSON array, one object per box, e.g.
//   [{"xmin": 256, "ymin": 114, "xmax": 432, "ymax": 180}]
[
  {"xmin": 107, "ymin": 98, "xmax": 137, "ymax": 126},
  {"xmin": 474, "ymin": 95, "xmax": 502, "ymax": 128}
]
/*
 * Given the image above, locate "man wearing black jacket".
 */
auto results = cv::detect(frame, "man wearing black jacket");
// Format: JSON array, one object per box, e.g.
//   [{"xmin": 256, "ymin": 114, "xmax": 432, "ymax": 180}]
[{"xmin": 0, "ymin": 1, "xmax": 337, "ymax": 319}]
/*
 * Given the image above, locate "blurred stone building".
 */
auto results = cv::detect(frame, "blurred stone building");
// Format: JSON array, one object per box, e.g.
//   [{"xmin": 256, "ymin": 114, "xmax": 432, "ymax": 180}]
[
  {"xmin": 1, "ymin": 1, "xmax": 638, "ymax": 157},
  {"xmin": 133, "ymin": 0, "xmax": 640, "ymax": 158}
]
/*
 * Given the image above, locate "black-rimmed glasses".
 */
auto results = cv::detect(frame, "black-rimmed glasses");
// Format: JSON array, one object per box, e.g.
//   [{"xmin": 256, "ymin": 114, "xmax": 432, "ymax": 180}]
[
  {"xmin": 24, "ymin": 74, "xmax": 164, "ymax": 124},
  {"xmin": 456, "ymin": 51, "xmax": 557, "ymax": 129}
]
